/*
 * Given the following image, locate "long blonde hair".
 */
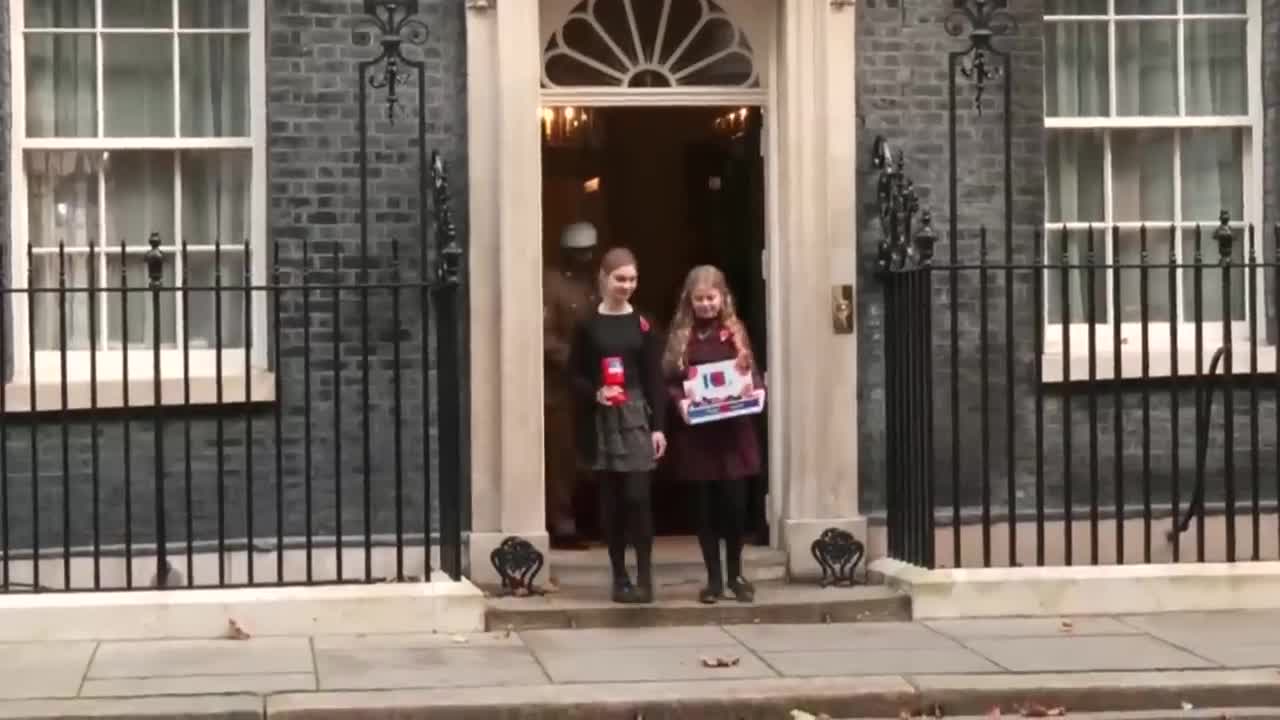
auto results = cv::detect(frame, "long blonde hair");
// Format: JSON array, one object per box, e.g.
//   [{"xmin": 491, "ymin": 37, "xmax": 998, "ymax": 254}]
[{"xmin": 662, "ymin": 265, "xmax": 752, "ymax": 375}]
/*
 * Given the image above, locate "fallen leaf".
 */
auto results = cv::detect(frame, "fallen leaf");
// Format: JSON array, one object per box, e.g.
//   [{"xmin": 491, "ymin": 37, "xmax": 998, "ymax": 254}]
[
  {"xmin": 450, "ymin": 634, "xmax": 469, "ymax": 644},
  {"xmin": 223, "ymin": 619, "xmax": 251, "ymax": 641},
  {"xmin": 1020, "ymin": 704, "xmax": 1066, "ymax": 717},
  {"xmin": 1182, "ymin": 701, "xmax": 1195, "ymax": 711},
  {"xmin": 503, "ymin": 624, "xmax": 514, "ymax": 639},
  {"xmin": 1059, "ymin": 620, "xmax": 1074, "ymax": 633},
  {"xmin": 789, "ymin": 711, "xmax": 817, "ymax": 720},
  {"xmin": 700, "ymin": 655, "xmax": 740, "ymax": 668}
]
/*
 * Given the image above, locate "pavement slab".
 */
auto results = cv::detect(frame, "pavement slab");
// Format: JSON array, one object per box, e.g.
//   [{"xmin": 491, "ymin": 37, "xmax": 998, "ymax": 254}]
[
  {"xmin": 88, "ymin": 638, "xmax": 313, "ymax": 679},
  {"xmin": 960, "ymin": 635, "xmax": 1217, "ymax": 672},
  {"xmin": 532, "ymin": 644, "xmax": 777, "ymax": 683},
  {"xmin": 926, "ymin": 616, "xmax": 1140, "ymax": 639},
  {"xmin": 724, "ymin": 621, "xmax": 958, "ymax": 652},
  {"xmin": 1122, "ymin": 610, "xmax": 1280, "ymax": 645},
  {"xmin": 314, "ymin": 644, "xmax": 546, "ymax": 691},
  {"xmin": 0, "ymin": 641, "xmax": 97, "ymax": 700},
  {"xmin": 0, "ymin": 694, "xmax": 263, "ymax": 719},
  {"xmin": 761, "ymin": 646, "xmax": 1000, "ymax": 676},
  {"xmin": 519, "ymin": 625, "xmax": 736, "ymax": 651},
  {"xmin": 80, "ymin": 673, "xmax": 313, "ymax": 698}
]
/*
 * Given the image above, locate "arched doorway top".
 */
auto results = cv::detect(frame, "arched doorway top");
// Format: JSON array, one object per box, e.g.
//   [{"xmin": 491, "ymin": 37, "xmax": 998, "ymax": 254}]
[{"xmin": 540, "ymin": 0, "xmax": 761, "ymax": 89}]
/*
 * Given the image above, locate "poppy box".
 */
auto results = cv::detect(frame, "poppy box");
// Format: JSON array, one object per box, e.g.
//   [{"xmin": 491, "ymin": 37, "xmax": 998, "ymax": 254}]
[{"xmin": 679, "ymin": 359, "xmax": 766, "ymax": 425}]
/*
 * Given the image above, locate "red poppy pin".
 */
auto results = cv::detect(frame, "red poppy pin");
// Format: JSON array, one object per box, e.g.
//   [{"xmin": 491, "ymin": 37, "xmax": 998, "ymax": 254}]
[
  {"xmin": 639, "ymin": 316, "xmax": 651, "ymax": 333},
  {"xmin": 719, "ymin": 328, "xmax": 731, "ymax": 343},
  {"xmin": 686, "ymin": 366, "xmax": 698, "ymax": 380}
]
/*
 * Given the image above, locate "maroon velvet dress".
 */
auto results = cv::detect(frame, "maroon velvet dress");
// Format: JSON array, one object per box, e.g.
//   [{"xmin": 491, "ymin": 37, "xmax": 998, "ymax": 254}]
[{"xmin": 667, "ymin": 322, "xmax": 763, "ymax": 483}]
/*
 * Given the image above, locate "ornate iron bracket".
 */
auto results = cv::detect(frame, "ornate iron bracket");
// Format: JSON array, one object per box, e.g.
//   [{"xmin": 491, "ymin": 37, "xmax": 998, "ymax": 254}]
[
  {"xmin": 811, "ymin": 528, "xmax": 866, "ymax": 588},
  {"xmin": 1215, "ymin": 210, "xmax": 1235, "ymax": 265},
  {"xmin": 359, "ymin": 0, "xmax": 430, "ymax": 124},
  {"xmin": 944, "ymin": 0, "xmax": 1016, "ymax": 115},
  {"xmin": 873, "ymin": 136, "xmax": 936, "ymax": 276},
  {"xmin": 489, "ymin": 536, "xmax": 545, "ymax": 596},
  {"xmin": 431, "ymin": 151, "xmax": 464, "ymax": 286}
]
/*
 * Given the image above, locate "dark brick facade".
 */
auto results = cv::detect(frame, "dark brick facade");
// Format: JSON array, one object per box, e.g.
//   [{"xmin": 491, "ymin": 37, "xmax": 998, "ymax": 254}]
[
  {"xmin": 857, "ymin": 0, "xmax": 1280, "ymax": 524},
  {"xmin": 0, "ymin": 0, "xmax": 469, "ymax": 559}
]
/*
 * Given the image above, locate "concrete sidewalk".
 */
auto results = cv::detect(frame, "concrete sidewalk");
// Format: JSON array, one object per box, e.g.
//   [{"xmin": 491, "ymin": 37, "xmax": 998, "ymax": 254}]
[{"xmin": 6, "ymin": 611, "xmax": 1280, "ymax": 718}]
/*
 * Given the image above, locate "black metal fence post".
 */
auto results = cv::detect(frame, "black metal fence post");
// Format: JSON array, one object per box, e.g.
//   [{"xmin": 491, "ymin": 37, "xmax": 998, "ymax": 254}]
[{"xmin": 145, "ymin": 232, "xmax": 170, "ymax": 587}]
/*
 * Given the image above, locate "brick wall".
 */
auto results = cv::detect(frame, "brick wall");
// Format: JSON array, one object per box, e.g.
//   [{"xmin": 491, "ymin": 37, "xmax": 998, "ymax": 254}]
[
  {"xmin": 857, "ymin": 0, "xmax": 1280, "ymax": 529},
  {"xmin": 0, "ymin": 0, "xmax": 469, "ymax": 560}
]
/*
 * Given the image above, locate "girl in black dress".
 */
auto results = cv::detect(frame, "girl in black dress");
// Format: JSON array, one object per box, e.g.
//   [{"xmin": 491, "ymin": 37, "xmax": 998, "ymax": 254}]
[{"xmin": 567, "ymin": 247, "xmax": 667, "ymax": 603}]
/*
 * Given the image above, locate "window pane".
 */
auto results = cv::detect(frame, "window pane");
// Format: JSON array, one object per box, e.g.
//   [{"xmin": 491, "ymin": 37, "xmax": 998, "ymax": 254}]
[
  {"xmin": 1185, "ymin": 20, "xmax": 1247, "ymax": 116},
  {"xmin": 1184, "ymin": 0, "xmax": 1247, "ymax": 12},
  {"xmin": 1115, "ymin": 21, "xmax": 1177, "ymax": 116},
  {"xmin": 106, "ymin": 253, "xmax": 176, "ymax": 349},
  {"xmin": 1116, "ymin": 228, "xmax": 1174, "ymax": 322},
  {"xmin": 180, "ymin": 0, "xmax": 248, "ymax": 28},
  {"xmin": 105, "ymin": 151, "xmax": 175, "ymax": 247},
  {"xmin": 26, "ymin": 151, "xmax": 102, "ymax": 248},
  {"xmin": 1111, "ymin": 129, "xmax": 1175, "ymax": 221},
  {"xmin": 1181, "ymin": 128, "xmax": 1243, "ymax": 222},
  {"xmin": 103, "ymin": 0, "xmax": 171, "ymax": 27},
  {"xmin": 25, "ymin": 34, "xmax": 97, "ymax": 137},
  {"xmin": 180, "ymin": 35, "xmax": 251, "ymax": 137},
  {"xmin": 1115, "ymin": 0, "xmax": 1176, "ymax": 13},
  {"xmin": 31, "ymin": 252, "xmax": 98, "ymax": 351},
  {"xmin": 1181, "ymin": 228, "xmax": 1246, "ymax": 322},
  {"xmin": 1044, "ymin": 22, "xmax": 1109, "ymax": 117},
  {"xmin": 1045, "ymin": 0, "xmax": 1107, "ymax": 14},
  {"xmin": 104, "ymin": 35, "xmax": 174, "ymax": 136},
  {"xmin": 1046, "ymin": 131, "xmax": 1105, "ymax": 223},
  {"xmin": 1046, "ymin": 229, "xmax": 1108, "ymax": 324},
  {"xmin": 25, "ymin": 0, "xmax": 94, "ymax": 28},
  {"xmin": 185, "ymin": 250, "xmax": 246, "ymax": 349},
  {"xmin": 182, "ymin": 151, "xmax": 251, "ymax": 247}
]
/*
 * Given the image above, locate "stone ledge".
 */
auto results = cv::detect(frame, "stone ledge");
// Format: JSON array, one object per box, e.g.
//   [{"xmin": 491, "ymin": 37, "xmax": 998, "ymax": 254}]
[
  {"xmin": 0, "ymin": 577, "xmax": 485, "ymax": 642},
  {"xmin": 871, "ymin": 557, "xmax": 1280, "ymax": 619},
  {"xmin": 0, "ymin": 694, "xmax": 261, "ymax": 720},
  {"xmin": 261, "ymin": 670, "xmax": 1280, "ymax": 720}
]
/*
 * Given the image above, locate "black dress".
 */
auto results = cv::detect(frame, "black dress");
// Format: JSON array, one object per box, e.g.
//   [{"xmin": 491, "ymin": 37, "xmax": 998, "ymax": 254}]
[{"xmin": 567, "ymin": 308, "xmax": 667, "ymax": 472}]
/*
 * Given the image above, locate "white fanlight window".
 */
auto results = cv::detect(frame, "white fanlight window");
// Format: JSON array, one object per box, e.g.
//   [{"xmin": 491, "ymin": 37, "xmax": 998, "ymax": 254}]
[{"xmin": 542, "ymin": 0, "xmax": 759, "ymax": 89}]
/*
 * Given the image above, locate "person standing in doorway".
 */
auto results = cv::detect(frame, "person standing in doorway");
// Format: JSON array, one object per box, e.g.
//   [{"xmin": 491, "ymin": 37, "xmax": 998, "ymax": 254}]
[
  {"xmin": 663, "ymin": 266, "xmax": 762, "ymax": 604},
  {"xmin": 567, "ymin": 247, "xmax": 667, "ymax": 603},
  {"xmin": 544, "ymin": 221, "xmax": 600, "ymax": 551}
]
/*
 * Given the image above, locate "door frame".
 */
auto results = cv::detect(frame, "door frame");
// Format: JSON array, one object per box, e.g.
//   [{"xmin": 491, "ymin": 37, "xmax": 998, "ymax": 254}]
[{"xmin": 464, "ymin": 0, "xmax": 862, "ymax": 582}]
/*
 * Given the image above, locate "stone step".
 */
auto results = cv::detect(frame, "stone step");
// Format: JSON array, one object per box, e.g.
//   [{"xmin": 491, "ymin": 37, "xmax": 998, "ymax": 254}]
[
  {"xmin": 484, "ymin": 583, "xmax": 908, "ymax": 630},
  {"xmin": 544, "ymin": 537, "xmax": 788, "ymax": 589}
]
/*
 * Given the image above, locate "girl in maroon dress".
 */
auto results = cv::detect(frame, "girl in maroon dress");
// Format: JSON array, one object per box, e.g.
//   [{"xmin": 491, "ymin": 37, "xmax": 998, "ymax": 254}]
[{"xmin": 663, "ymin": 265, "xmax": 762, "ymax": 604}]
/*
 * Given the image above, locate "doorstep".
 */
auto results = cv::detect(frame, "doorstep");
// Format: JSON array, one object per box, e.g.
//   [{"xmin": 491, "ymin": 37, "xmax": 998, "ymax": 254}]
[{"xmin": 484, "ymin": 582, "xmax": 909, "ymax": 630}]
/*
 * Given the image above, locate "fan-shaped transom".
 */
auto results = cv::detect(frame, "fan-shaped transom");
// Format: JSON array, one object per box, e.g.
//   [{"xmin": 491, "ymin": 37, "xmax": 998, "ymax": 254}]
[{"xmin": 543, "ymin": 0, "xmax": 758, "ymax": 89}]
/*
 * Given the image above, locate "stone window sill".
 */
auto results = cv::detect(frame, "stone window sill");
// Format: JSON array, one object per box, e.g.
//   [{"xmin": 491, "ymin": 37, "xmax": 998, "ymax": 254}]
[
  {"xmin": 1, "ymin": 371, "xmax": 277, "ymax": 414},
  {"xmin": 1041, "ymin": 345, "xmax": 1278, "ymax": 384}
]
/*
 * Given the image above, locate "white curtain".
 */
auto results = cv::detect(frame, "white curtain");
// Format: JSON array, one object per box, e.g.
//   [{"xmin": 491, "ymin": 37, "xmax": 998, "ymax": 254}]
[
  {"xmin": 26, "ymin": 0, "xmax": 96, "ymax": 351},
  {"xmin": 1046, "ymin": 16, "xmax": 1248, "ymax": 326}
]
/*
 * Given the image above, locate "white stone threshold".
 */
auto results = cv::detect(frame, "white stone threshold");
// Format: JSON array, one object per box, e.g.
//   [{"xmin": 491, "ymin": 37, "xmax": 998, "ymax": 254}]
[
  {"xmin": 0, "ymin": 575, "xmax": 485, "ymax": 642},
  {"xmin": 871, "ymin": 557, "xmax": 1280, "ymax": 619}
]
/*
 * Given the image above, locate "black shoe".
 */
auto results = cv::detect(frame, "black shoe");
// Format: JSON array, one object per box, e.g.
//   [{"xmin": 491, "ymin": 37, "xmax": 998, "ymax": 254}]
[
  {"xmin": 698, "ymin": 585, "xmax": 722, "ymax": 604},
  {"xmin": 612, "ymin": 579, "xmax": 643, "ymax": 604},
  {"xmin": 727, "ymin": 576, "xmax": 755, "ymax": 603}
]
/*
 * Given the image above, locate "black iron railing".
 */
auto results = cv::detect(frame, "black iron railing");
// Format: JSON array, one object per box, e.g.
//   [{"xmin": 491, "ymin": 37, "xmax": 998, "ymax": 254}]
[
  {"xmin": 0, "ymin": 209, "xmax": 464, "ymax": 592},
  {"xmin": 880, "ymin": 210, "xmax": 1280, "ymax": 569}
]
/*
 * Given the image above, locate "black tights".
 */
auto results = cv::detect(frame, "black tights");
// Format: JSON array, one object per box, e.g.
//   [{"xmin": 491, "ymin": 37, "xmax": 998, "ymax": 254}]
[
  {"xmin": 598, "ymin": 472, "xmax": 654, "ymax": 587},
  {"xmin": 696, "ymin": 478, "xmax": 746, "ymax": 588}
]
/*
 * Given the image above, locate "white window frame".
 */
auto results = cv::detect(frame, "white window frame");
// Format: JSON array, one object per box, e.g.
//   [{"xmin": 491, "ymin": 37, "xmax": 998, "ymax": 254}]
[
  {"xmin": 1041, "ymin": 0, "xmax": 1268, "ymax": 381},
  {"xmin": 8, "ymin": 0, "xmax": 270, "ymax": 409}
]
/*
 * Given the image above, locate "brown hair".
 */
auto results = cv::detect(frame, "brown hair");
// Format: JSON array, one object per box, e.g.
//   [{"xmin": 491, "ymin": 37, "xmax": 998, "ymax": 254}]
[
  {"xmin": 597, "ymin": 247, "xmax": 638, "ymax": 293},
  {"xmin": 662, "ymin": 265, "xmax": 752, "ymax": 375}
]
